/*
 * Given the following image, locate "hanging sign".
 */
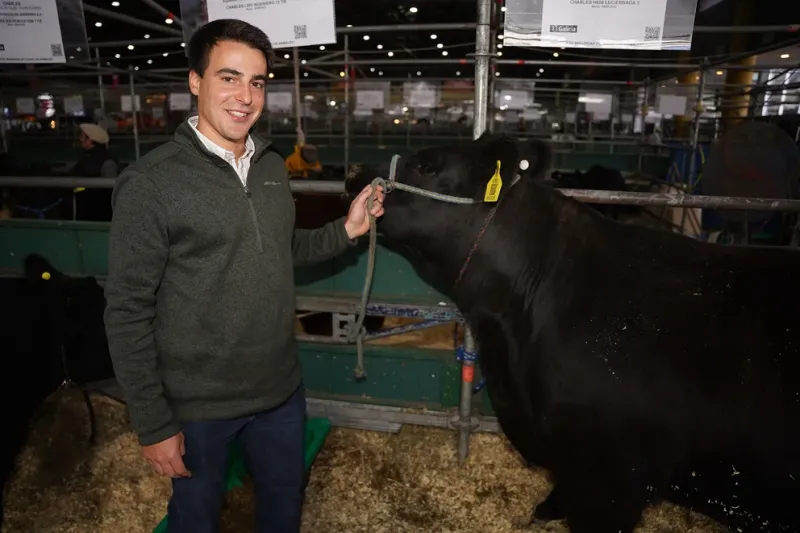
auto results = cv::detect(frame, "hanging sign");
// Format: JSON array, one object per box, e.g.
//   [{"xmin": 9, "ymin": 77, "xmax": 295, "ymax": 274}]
[
  {"xmin": 356, "ymin": 91, "xmax": 385, "ymax": 111},
  {"xmin": 0, "ymin": 0, "xmax": 67, "ymax": 63},
  {"xmin": 169, "ymin": 92, "xmax": 192, "ymax": 111},
  {"xmin": 266, "ymin": 92, "xmax": 293, "ymax": 112},
  {"xmin": 403, "ymin": 82, "xmax": 438, "ymax": 108},
  {"xmin": 503, "ymin": 0, "xmax": 697, "ymax": 50},
  {"xmin": 657, "ymin": 94, "xmax": 688, "ymax": 116},
  {"xmin": 121, "ymin": 95, "xmax": 141, "ymax": 112},
  {"xmin": 205, "ymin": 0, "xmax": 336, "ymax": 49},
  {"xmin": 15, "ymin": 97, "xmax": 35, "ymax": 115},
  {"xmin": 63, "ymin": 95, "xmax": 84, "ymax": 115},
  {"xmin": 579, "ymin": 92, "xmax": 613, "ymax": 114}
]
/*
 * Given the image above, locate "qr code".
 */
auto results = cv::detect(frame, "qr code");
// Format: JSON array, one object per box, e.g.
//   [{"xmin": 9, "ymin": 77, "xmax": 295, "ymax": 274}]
[
  {"xmin": 644, "ymin": 26, "xmax": 661, "ymax": 41},
  {"xmin": 294, "ymin": 25, "xmax": 307, "ymax": 40},
  {"xmin": 51, "ymin": 44, "xmax": 63, "ymax": 57}
]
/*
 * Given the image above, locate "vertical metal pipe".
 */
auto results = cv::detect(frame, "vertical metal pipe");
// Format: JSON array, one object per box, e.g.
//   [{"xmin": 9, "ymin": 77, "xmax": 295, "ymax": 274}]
[
  {"xmin": 473, "ymin": 0, "xmax": 491, "ymax": 138},
  {"xmin": 96, "ymin": 48, "xmax": 105, "ymax": 114},
  {"xmin": 486, "ymin": 0, "xmax": 497, "ymax": 133},
  {"xmin": 292, "ymin": 47, "xmax": 303, "ymax": 145},
  {"xmin": 344, "ymin": 35, "xmax": 350, "ymax": 172},
  {"xmin": 681, "ymin": 65, "xmax": 707, "ymax": 234},
  {"xmin": 129, "ymin": 66, "xmax": 140, "ymax": 160},
  {"xmin": 458, "ymin": 327, "xmax": 477, "ymax": 464},
  {"xmin": 640, "ymin": 78, "xmax": 649, "ymax": 140},
  {"xmin": 456, "ymin": 0, "xmax": 492, "ymax": 465}
]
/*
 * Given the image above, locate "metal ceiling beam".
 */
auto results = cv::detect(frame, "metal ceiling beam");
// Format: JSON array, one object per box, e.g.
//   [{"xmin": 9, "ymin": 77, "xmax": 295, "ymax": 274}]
[
  {"xmin": 335, "ymin": 22, "xmax": 800, "ymax": 34},
  {"xmin": 82, "ymin": 4, "xmax": 183, "ymax": 37},
  {"xmin": 89, "ymin": 38, "xmax": 183, "ymax": 49},
  {"xmin": 140, "ymin": 0, "xmax": 190, "ymax": 32}
]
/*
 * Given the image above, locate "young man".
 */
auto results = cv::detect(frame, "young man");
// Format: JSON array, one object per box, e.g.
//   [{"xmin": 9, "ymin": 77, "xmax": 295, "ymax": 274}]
[{"xmin": 103, "ymin": 18, "xmax": 384, "ymax": 533}]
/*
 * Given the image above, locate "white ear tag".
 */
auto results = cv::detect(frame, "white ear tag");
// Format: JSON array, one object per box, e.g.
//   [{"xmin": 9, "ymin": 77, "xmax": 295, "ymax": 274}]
[{"xmin": 519, "ymin": 160, "xmax": 530, "ymax": 170}]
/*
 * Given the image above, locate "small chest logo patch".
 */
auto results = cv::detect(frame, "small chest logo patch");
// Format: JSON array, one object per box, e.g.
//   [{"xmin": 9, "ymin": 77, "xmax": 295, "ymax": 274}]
[{"xmin": 263, "ymin": 180, "xmax": 280, "ymax": 186}]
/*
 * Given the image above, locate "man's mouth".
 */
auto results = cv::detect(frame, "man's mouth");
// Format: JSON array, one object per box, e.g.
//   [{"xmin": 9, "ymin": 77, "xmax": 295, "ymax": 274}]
[{"xmin": 227, "ymin": 110, "xmax": 250, "ymax": 122}]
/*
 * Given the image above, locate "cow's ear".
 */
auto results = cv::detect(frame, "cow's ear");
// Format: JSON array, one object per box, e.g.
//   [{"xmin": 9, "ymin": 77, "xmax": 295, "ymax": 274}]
[{"xmin": 517, "ymin": 139, "xmax": 555, "ymax": 183}]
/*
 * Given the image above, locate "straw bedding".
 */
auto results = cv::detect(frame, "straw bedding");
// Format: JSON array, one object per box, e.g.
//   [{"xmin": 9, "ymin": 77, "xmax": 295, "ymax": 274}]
[
  {"xmin": 3, "ymin": 389, "xmax": 725, "ymax": 533},
  {"xmin": 3, "ymin": 319, "xmax": 725, "ymax": 532}
]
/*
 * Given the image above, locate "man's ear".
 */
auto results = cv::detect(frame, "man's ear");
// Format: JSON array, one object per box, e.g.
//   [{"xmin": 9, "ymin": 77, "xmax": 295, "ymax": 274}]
[{"xmin": 188, "ymin": 70, "xmax": 201, "ymax": 97}]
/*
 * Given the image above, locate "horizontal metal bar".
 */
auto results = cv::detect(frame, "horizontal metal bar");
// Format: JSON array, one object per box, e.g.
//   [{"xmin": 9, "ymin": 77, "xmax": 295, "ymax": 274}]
[
  {"xmin": 306, "ymin": 397, "xmax": 500, "ymax": 433},
  {"xmin": 3, "ymin": 177, "xmax": 800, "ymax": 212},
  {"xmin": 560, "ymin": 189, "xmax": 800, "ymax": 211},
  {"xmin": 90, "ymin": 37, "xmax": 183, "ymax": 49}
]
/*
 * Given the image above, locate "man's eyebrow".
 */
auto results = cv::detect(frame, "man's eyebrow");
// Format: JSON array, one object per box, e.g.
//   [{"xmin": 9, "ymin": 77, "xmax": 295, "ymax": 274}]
[{"xmin": 215, "ymin": 68, "xmax": 267, "ymax": 82}]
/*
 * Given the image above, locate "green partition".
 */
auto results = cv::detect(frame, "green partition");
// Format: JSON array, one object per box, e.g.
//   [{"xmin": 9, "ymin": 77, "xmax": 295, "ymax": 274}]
[{"xmin": 0, "ymin": 218, "xmax": 496, "ymax": 415}]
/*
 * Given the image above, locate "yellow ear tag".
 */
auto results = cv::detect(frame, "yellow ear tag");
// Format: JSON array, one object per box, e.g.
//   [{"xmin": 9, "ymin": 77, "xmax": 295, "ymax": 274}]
[{"xmin": 484, "ymin": 160, "xmax": 503, "ymax": 202}]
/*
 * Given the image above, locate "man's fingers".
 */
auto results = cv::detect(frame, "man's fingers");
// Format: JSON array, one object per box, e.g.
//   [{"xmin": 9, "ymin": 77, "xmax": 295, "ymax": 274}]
[
  {"xmin": 150, "ymin": 459, "xmax": 165, "ymax": 476},
  {"xmin": 171, "ymin": 456, "xmax": 192, "ymax": 477}
]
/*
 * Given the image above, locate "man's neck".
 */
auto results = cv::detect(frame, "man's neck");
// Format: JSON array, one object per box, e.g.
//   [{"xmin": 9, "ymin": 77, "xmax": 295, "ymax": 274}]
[{"xmin": 195, "ymin": 116, "xmax": 246, "ymax": 160}]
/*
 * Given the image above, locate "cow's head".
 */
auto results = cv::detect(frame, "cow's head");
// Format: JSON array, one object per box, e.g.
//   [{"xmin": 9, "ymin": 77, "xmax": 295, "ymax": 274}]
[{"xmin": 344, "ymin": 133, "xmax": 554, "ymax": 291}]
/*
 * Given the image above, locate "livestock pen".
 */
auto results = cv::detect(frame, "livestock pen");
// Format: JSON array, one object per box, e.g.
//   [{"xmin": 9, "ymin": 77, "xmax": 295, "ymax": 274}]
[{"xmin": 2, "ymin": 0, "xmax": 800, "ymax": 531}]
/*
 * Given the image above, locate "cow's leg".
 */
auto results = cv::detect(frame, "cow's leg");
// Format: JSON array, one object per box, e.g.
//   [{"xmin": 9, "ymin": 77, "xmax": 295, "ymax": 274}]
[{"xmin": 548, "ymin": 406, "xmax": 675, "ymax": 533}]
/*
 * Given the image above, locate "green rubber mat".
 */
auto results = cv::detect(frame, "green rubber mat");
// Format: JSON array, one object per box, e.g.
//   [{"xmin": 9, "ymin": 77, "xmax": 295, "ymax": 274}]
[{"xmin": 152, "ymin": 417, "xmax": 331, "ymax": 533}]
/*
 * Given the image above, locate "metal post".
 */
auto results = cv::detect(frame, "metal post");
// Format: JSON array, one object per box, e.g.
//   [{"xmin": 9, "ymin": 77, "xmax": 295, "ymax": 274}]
[
  {"xmin": 687, "ymin": 66, "xmax": 707, "ymax": 194},
  {"xmin": 640, "ymin": 79, "xmax": 649, "ymax": 140},
  {"xmin": 458, "ymin": 327, "xmax": 477, "ymax": 464},
  {"xmin": 129, "ymin": 66, "xmax": 140, "ymax": 160},
  {"xmin": 344, "ymin": 34, "xmax": 350, "ymax": 172},
  {"xmin": 96, "ymin": 48, "xmax": 105, "ymax": 114},
  {"xmin": 292, "ymin": 47, "xmax": 303, "ymax": 145},
  {"xmin": 487, "ymin": 0, "xmax": 498, "ymax": 133}
]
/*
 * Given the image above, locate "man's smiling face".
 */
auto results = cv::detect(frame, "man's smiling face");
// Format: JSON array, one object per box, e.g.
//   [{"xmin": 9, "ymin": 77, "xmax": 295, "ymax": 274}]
[{"xmin": 189, "ymin": 39, "xmax": 267, "ymax": 152}]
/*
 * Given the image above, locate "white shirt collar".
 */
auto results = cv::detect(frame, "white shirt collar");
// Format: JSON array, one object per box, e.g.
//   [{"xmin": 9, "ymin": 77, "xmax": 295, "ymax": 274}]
[{"xmin": 187, "ymin": 115, "xmax": 255, "ymax": 163}]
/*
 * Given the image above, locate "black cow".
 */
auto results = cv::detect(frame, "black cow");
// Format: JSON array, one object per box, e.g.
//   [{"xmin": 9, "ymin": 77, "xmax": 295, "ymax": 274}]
[
  {"xmin": 0, "ymin": 254, "xmax": 114, "ymax": 528},
  {"xmin": 344, "ymin": 133, "xmax": 800, "ymax": 533}
]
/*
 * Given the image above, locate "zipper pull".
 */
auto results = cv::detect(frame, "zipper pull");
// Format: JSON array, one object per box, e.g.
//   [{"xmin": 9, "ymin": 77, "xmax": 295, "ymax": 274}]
[{"xmin": 244, "ymin": 186, "xmax": 251, "ymax": 197}]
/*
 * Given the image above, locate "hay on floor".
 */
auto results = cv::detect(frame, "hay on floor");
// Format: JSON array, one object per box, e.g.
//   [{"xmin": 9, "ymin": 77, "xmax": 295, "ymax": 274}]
[{"xmin": 4, "ymin": 390, "xmax": 726, "ymax": 533}]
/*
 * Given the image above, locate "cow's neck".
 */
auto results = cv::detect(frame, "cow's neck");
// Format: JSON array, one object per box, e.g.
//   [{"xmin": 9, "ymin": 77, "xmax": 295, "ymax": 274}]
[{"xmin": 430, "ymin": 181, "xmax": 599, "ymax": 317}]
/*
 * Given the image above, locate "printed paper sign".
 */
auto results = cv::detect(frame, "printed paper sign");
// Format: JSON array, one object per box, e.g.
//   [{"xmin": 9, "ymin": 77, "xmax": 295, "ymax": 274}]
[
  {"xmin": 15, "ymin": 97, "xmax": 35, "ymax": 115},
  {"xmin": 657, "ymin": 94, "xmax": 687, "ymax": 116},
  {"xmin": 169, "ymin": 93, "xmax": 192, "ymax": 111},
  {"xmin": 404, "ymin": 82, "xmax": 438, "ymax": 108},
  {"xmin": 0, "ymin": 0, "xmax": 66, "ymax": 63},
  {"xmin": 121, "ymin": 95, "xmax": 141, "ymax": 112},
  {"xmin": 266, "ymin": 91, "xmax": 293, "ymax": 111},
  {"xmin": 356, "ymin": 91, "xmax": 384, "ymax": 111},
  {"xmin": 63, "ymin": 95, "xmax": 84, "ymax": 115},
  {"xmin": 504, "ymin": 0, "xmax": 693, "ymax": 50},
  {"xmin": 579, "ymin": 92, "xmax": 613, "ymax": 114},
  {"xmin": 206, "ymin": 0, "xmax": 336, "ymax": 49},
  {"xmin": 497, "ymin": 89, "xmax": 532, "ymax": 110}
]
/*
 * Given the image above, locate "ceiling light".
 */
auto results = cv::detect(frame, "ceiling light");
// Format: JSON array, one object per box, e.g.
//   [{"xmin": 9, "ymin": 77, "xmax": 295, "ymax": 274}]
[
  {"xmin": 111, "ymin": 1, "xmax": 119, "ymax": 5},
  {"xmin": 319, "ymin": 45, "xmax": 325, "ymax": 50},
  {"xmin": 781, "ymin": 53, "xmax": 790, "ymax": 59},
  {"xmin": 437, "ymin": 43, "xmax": 443, "ymax": 49},
  {"xmin": 347, "ymin": 24, "xmax": 352, "ymax": 28},
  {"xmin": 284, "ymin": 53, "xmax": 290, "ymax": 59},
  {"xmin": 553, "ymin": 52, "xmax": 559, "ymax": 57},
  {"xmin": 536, "ymin": 72, "xmax": 540, "ymax": 77},
  {"xmin": 497, "ymin": 44, "xmax": 503, "ymax": 49},
  {"xmin": 498, "ymin": 34, "xmax": 504, "ymax": 40},
  {"xmin": 304, "ymin": 72, "xmax": 308, "ymax": 77},
  {"xmin": 501, "ymin": 6, "xmax": 506, "ymax": 11},
  {"xmin": 379, "ymin": 71, "xmax": 383, "ymax": 75},
  {"xmin": 339, "ymin": 71, "xmax": 345, "ymax": 77},
  {"xmin": 330, "ymin": 100, "xmax": 336, "ymax": 106},
  {"xmin": 377, "ymin": 44, "xmax": 383, "ymax": 49},
  {"xmin": 497, "ymin": 51, "xmax": 502, "ymax": 56},
  {"xmin": 269, "ymin": 72, "xmax": 274, "ymax": 78},
  {"xmin": 144, "ymin": 34, "xmax": 150, "ymax": 39},
  {"xmin": 456, "ymin": 71, "xmax": 461, "ymax": 76},
  {"xmin": 165, "ymin": 18, "xmax": 173, "ymax": 24},
  {"xmin": 363, "ymin": 35, "xmax": 370, "ymax": 40},
  {"xmin": 301, "ymin": 59, "xmax": 307, "ymax": 64},
  {"xmin": 388, "ymin": 51, "xmax": 394, "ymax": 57},
  {"xmin": 409, "ymin": 6, "xmax": 418, "ymax": 13},
  {"xmin": 442, "ymin": 51, "xmax": 448, "ymax": 56},
  {"xmin": 95, "ymin": 22, "xmax": 102, "ymax": 27},
  {"xmin": 134, "ymin": 66, "xmax": 139, "ymax": 70},
  {"xmin": 539, "ymin": 68, "xmax": 544, "ymax": 73},
  {"xmin": 181, "ymin": 42, "xmax": 185, "ymax": 48},
  {"xmin": 417, "ymin": 71, "xmax": 422, "ymax": 75},
  {"xmin": 716, "ymin": 70, "xmax": 723, "ymax": 75},
  {"xmin": 128, "ymin": 45, "xmax": 134, "ymax": 50},
  {"xmin": 163, "ymin": 52, "xmax": 168, "ymax": 57},
  {"xmin": 370, "ymin": 67, "xmax": 375, "ymax": 72},
  {"xmin": 147, "ymin": 59, "xmax": 153, "ymax": 64},
  {"xmin": 430, "ymin": 34, "xmax": 437, "ymax": 39},
  {"xmin": 495, "ymin": 72, "xmax": 500, "ymax": 76},
  {"xmin": 115, "ymin": 53, "xmax": 120, "ymax": 58}
]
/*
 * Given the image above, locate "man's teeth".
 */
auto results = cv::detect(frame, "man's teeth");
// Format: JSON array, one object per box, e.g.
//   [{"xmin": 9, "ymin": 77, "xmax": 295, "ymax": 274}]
[{"xmin": 229, "ymin": 110, "xmax": 246, "ymax": 117}]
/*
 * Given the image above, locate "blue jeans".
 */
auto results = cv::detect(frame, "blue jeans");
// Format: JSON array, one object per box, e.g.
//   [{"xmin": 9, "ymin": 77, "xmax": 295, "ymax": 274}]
[{"xmin": 166, "ymin": 383, "xmax": 307, "ymax": 533}]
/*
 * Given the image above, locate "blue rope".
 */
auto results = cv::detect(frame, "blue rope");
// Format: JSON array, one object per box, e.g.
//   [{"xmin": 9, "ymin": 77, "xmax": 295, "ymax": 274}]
[{"xmin": 14, "ymin": 197, "xmax": 64, "ymax": 219}]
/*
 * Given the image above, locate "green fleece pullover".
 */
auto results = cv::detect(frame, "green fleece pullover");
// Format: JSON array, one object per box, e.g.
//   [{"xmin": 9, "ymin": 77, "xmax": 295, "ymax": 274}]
[{"xmin": 103, "ymin": 121, "xmax": 355, "ymax": 446}]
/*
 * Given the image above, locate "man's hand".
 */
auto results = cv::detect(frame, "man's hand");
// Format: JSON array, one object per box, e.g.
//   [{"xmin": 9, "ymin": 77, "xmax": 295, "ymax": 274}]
[
  {"xmin": 142, "ymin": 431, "xmax": 192, "ymax": 478},
  {"xmin": 344, "ymin": 184, "xmax": 385, "ymax": 239}
]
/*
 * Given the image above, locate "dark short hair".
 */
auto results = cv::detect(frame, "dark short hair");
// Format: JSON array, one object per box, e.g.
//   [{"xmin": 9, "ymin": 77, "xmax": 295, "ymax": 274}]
[{"xmin": 187, "ymin": 18, "xmax": 274, "ymax": 76}]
